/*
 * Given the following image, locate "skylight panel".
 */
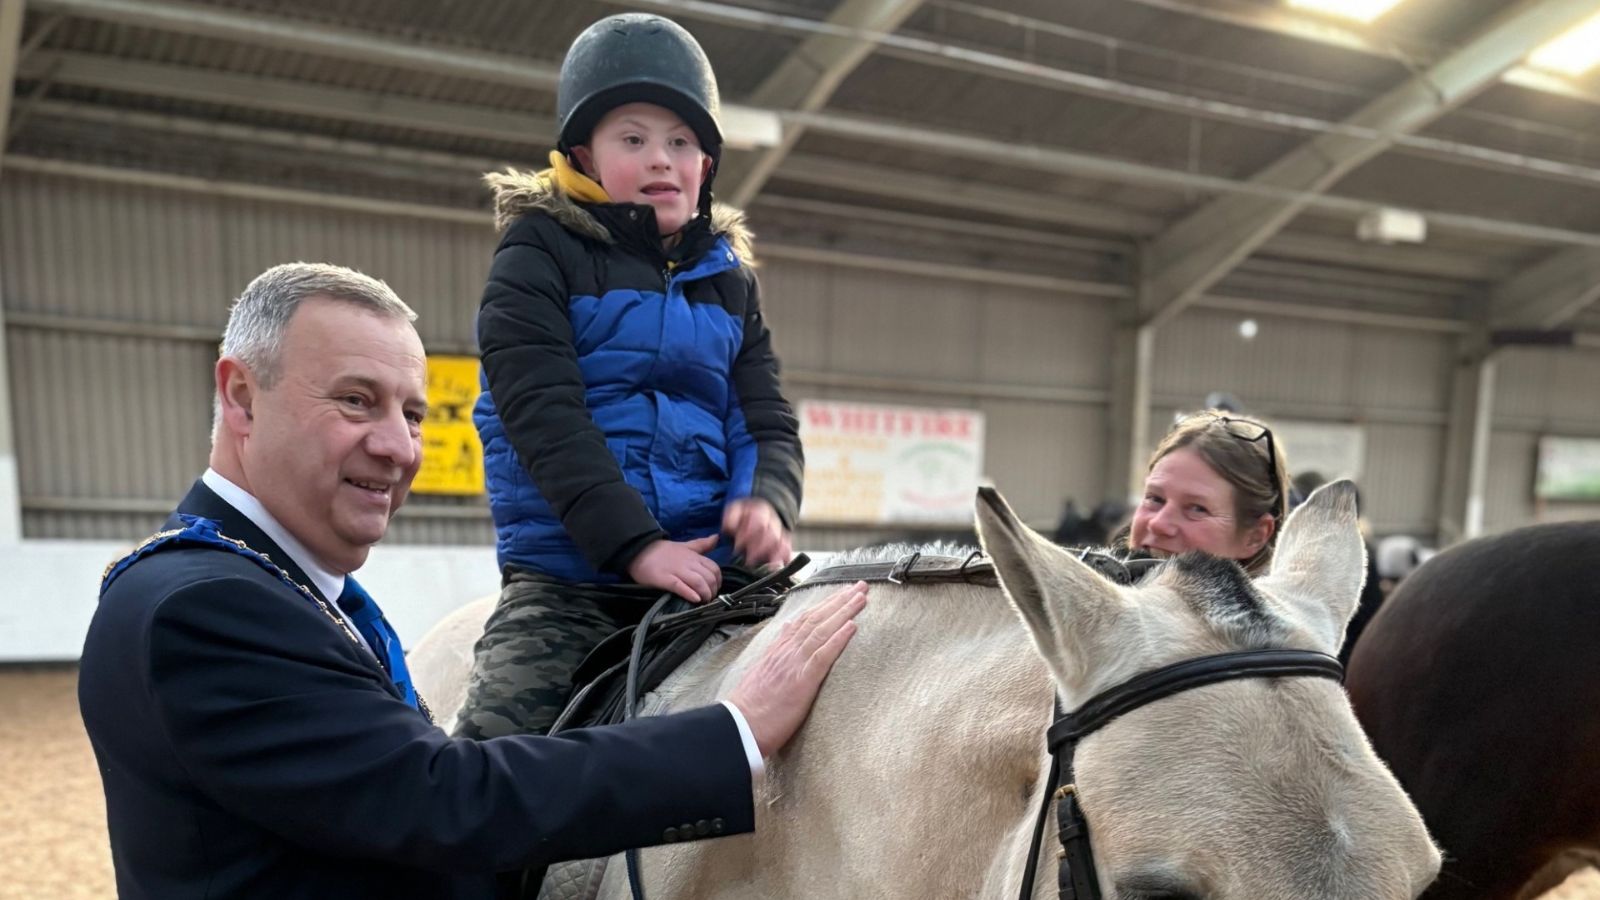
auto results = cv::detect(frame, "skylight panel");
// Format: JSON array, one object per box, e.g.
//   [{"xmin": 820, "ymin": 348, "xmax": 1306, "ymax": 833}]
[
  {"xmin": 1527, "ymin": 10, "xmax": 1600, "ymax": 78},
  {"xmin": 1285, "ymin": 0, "xmax": 1407, "ymax": 25}
]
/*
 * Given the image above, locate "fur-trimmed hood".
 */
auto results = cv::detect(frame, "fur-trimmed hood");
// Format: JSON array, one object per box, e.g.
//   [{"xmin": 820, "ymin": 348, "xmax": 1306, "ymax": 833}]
[{"xmin": 484, "ymin": 154, "xmax": 755, "ymax": 264}]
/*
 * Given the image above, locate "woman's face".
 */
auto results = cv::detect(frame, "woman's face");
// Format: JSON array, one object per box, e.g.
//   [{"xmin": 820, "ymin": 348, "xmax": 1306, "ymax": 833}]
[{"xmin": 1129, "ymin": 447, "xmax": 1273, "ymax": 563}]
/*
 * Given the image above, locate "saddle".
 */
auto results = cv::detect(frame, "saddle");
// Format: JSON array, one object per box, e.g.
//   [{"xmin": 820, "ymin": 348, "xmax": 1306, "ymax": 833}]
[{"xmin": 549, "ymin": 557, "xmax": 807, "ymax": 735}]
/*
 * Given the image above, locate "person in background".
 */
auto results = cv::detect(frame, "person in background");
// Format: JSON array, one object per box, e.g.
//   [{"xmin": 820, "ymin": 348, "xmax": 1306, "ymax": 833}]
[{"xmin": 1124, "ymin": 409, "xmax": 1290, "ymax": 577}]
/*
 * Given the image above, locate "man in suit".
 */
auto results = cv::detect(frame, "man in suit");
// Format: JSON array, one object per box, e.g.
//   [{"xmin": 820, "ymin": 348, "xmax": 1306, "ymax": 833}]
[{"xmin": 78, "ymin": 263, "xmax": 866, "ymax": 900}]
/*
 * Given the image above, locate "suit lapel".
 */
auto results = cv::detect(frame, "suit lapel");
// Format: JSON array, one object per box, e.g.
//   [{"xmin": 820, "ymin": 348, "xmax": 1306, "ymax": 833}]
[
  {"xmin": 172, "ymin": 480, "xmax": 330, "ymax": 604},
  {"xmin": 169, "ymin": 480, "xmax": 399, "ymax": 695}
]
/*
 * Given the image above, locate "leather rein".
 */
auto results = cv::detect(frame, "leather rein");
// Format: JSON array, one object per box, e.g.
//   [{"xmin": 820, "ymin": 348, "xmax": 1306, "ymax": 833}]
[{"xmin": 804, "ymin": 552, "xmax": 1345, "ymax": 900}]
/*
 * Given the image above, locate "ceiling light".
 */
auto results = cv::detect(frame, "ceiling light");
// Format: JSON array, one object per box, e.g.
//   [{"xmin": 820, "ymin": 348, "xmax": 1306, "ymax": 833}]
[
  {"xmin": 1286, "ymin": 0, "xmax": 1406, "ymax": 25},
  {"xmin": 1528, "ymin": 11, "xmax": 1600, "ymax": 78}
]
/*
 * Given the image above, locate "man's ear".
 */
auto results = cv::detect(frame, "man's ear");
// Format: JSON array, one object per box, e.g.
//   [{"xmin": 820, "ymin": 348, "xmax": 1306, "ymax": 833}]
[{"xmin": 215, "ymin": 357, "xmax": 256, "ymax": 435}]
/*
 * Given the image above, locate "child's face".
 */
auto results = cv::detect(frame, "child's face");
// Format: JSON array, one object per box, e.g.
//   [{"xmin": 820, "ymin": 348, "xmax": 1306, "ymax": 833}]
[{"xmin": 573, "ymin": 102, "xmax": 712, "ymax": 237}]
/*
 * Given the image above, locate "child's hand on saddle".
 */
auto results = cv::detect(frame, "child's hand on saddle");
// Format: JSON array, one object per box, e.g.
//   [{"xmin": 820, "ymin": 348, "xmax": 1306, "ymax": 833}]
[
  {"xmin": 727, "ymin": 581, "xmax": 868, "ymax": 758},
  {"xmin": 723, "ymin": 498, "xmax": 792, "ymax": 571},
  {"xmin": 627, "ymin": 535, "xmax": 722, "ymax": 603}
]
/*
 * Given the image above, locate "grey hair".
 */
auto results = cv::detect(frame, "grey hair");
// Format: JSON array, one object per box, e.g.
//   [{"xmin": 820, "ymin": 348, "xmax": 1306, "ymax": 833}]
[{"xmin": 214, "ymin": 263, "xmax": 417, "ymax": 432}]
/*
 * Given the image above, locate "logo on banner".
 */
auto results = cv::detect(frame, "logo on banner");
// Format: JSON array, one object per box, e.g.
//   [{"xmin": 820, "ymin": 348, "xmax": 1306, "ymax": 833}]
[{"xmin": 798, "ymin": 401, "xmax": 985, "ymax": 526}]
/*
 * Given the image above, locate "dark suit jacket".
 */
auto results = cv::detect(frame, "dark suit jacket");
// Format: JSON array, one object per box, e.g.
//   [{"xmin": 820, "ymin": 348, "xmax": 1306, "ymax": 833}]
[{"xmin": 78, "ymin": 480, "xmax": 754, "ymax": 899}]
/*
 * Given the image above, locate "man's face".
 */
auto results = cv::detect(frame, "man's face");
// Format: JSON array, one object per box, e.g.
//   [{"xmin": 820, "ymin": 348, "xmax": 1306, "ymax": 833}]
[
  {"xmin": 239, "ymin": 298, "xmax": 427, "ymax": 573},
  {"xmin": 574, "ymin": 102, "xmax": 712, "ymax": 236}
]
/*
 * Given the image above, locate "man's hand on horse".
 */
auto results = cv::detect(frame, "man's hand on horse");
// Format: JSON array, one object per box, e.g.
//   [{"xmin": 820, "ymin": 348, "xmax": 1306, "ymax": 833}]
[
  {"xmin": 723, "ymin": 497, "xmax": 792, "ymax": 571},
  {"xmin": 627, "ymin": 535, "xmax": 723, "ymax": 603},
  {"xmin": 727, "ymin": 581, "xmax": 868, "ymax": 758}
]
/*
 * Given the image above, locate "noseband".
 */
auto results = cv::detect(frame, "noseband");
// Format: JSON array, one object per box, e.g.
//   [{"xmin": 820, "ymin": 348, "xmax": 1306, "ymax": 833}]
[{"xmin": 806, "ymin": 552, "xmax": 1345, "ymax": 900}]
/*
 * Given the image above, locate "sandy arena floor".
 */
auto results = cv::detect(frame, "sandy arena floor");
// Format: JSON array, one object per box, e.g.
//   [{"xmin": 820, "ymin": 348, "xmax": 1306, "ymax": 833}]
[{"xmin": 3, "ymin": 664, "xmax": 1596, "ymax": 899}]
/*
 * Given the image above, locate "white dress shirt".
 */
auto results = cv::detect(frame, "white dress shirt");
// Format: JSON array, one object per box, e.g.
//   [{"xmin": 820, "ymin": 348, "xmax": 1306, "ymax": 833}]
[
  {"xmin": 199, "ymin": 469, "xmax": 764, "ymax": 776},
  {"xmin": 202, "ymin": 468, "xmax": 369, "ymax": 651}
]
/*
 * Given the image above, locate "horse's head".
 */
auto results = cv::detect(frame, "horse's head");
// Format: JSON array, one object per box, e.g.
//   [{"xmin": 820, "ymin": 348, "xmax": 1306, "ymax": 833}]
[{"xmin": 977, "ymin": 481, "xmax": 1440, "ymax": 900}]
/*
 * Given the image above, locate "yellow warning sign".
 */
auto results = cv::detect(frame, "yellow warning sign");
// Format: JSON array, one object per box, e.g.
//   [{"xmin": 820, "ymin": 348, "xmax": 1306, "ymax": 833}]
[{"xmin": 413, "ymin": 356, "xmax": 486, "ymax": 496}]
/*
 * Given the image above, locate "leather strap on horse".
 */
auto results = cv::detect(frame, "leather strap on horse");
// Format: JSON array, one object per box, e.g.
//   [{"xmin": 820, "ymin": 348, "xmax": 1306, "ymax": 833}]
[
  {"xmin": 1018, "ymin": 649, "xmax": 1345, "ymax": 900},
  {"xmin": 804, "ymin": 550, "xmax": 999, "ymax": 588},
  {"xmin": 553, "ymin": 556, "xmax": 811, "ymax": 900}
]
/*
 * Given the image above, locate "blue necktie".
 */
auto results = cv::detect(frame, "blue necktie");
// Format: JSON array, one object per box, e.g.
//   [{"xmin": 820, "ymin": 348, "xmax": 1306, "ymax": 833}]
[{"xmin": 336, "ymin": 576, "xmax": 422, "ymax": 713}]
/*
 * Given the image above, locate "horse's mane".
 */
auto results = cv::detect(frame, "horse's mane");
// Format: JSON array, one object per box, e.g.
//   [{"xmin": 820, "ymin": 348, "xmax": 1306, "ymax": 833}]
[{"xmin": 817, "ymin": 540, "xmax": 979, "ymax": 567}]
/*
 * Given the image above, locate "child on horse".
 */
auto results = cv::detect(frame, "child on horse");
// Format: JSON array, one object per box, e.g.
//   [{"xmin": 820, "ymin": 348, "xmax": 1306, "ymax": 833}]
[{"xmin": 455, "ymin": 13, "xmax": 803, "ymax": 740}]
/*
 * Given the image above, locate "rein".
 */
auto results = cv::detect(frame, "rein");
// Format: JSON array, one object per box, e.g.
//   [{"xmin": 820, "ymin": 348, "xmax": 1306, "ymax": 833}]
[
  {"xmin": 617, "ymin": 555, "xmax": 811, "ymax": 900},
  {"xmin": 806, "ymin": 552, "xmax": 1345, "ymax": 900}
]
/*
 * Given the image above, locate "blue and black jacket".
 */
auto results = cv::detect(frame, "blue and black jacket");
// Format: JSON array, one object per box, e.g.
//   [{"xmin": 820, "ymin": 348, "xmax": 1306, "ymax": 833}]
[{"xmin": 474, "ymin": 156, "xmax": 803, "ymax": 583}]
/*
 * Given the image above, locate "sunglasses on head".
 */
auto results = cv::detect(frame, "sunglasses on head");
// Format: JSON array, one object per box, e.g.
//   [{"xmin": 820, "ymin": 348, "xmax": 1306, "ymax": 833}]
[{"xmin": 1202, "ymin": 413, "xmax": 1282, "ymax": 511}]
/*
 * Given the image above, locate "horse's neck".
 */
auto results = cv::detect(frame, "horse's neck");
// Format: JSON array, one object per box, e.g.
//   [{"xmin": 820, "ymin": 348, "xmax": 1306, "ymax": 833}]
[{"xmin": 647, "ymin": 580, "xmax": 1058, "ymax": 898}]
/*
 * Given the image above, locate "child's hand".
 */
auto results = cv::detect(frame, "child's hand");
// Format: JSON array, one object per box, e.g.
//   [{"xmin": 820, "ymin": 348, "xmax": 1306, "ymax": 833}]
[
  {"xmin": 723, "ymin": 498, "xmax": 792, "ymax": 571},
  {"xmin": 627, "ymin": 535, "xmax": 722, "ymax": 603}
]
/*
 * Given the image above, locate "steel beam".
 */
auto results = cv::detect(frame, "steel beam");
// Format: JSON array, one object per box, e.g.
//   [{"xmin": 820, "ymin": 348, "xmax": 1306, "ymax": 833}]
[
  {"xmin": 1117, "ymin": 0, "xmax": 1438, "ymax": 63},
  {"xmin": 636, "ymin": 0, "xmax": 1600, "ymax": 192},
  {"xmin": 1137, "ymin": 0, "xmax": 1600, "ymax": 329},
  {"xmin": 19, "ymin": 51, "xmax": 555, "ymax": 143},
  {"xmin": 37, "ymin": 0, "xmax": 1600, "ymax": 196},
  {"xmin": 0, "ymin": 0, "xmax": 26, "ymax": 543},
  {"xmin": 19, "ymin": 97, "xmax": 1515, "ymax": 281},
  {"xmin": 1489, "ymin": 247, "xmax": 1600, "ymax": 329},
  {"xmin": 784, "ymin": 108, "xmax": 1600, "ymax": 249},
  {"xmin": 725, "ymin": 0, "xmax": 923, "ymax": 207},
  {"xmin": 1106, "ymin": 322, "xmax": 1156, "ymax": 506},
  {"xmin": 25, "ymin": 47, "xmax": 1600, "ymax": 251},
  {"xmin": 28, "ymin": 0, "xmax": 560, "ymax": 90},
  {"xmin": 774, "ymin": 154, "xmax": 1164, "ymax": 236},
  {"xmin": 4, "ymin": 154, "xmax": 1502, "ymax": 340},
  {"xmin": 1434, "ymin": 333, "xmax": 1500, "ymax": 545}
]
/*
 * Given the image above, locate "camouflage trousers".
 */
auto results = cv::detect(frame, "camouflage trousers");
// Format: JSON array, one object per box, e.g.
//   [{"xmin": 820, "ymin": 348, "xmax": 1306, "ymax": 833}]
[{"xmin": 451, "ymin": 569, "xmax": 662, "ymax": 740}]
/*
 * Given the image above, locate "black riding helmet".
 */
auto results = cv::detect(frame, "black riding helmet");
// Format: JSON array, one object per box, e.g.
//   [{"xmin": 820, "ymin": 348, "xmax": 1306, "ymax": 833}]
[{"xmin": 556, "ymin": 13, "xmax": 723, "ymax": 216}]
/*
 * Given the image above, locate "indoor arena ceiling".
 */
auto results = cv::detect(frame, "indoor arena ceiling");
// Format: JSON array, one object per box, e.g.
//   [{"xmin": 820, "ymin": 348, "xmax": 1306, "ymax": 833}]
[{"xmin": 6, "ymin": 0, "xmax": 1600, "ymax": 338}]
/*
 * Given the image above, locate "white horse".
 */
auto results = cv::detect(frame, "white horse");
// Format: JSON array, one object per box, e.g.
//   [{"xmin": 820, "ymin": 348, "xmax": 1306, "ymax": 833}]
[{"xmin": 411, "ymin": 482, "xmax": 1439, "ymax": 899}]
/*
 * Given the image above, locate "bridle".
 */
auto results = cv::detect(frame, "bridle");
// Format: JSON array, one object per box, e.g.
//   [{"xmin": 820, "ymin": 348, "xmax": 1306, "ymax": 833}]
[
  {"xmin": 809, "ymin": 552, "xmax": 1345, "ymax": 900},
  {"xmin": 1015, "ymin": 647, "xmax": 1344, "ymax": 900},
  {"xmin": 611, "ymin": 551, "xmax": 1344, "ymax": 900}
]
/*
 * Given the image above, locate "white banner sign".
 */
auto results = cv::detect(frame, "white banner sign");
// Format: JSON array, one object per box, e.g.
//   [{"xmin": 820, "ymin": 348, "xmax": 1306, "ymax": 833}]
[
  {"xmin": 1273, "ymin": 419, "xmax": 1366, "ymax": 483},
  {"xmin": 798, "ymin": 401, "xmax": 985, "ymax": 526}
]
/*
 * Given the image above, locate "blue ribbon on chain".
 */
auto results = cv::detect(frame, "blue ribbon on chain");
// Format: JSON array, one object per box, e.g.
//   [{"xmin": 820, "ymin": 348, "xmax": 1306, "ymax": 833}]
[{"xmin": 102, "ymin": 514, "xmax": 424, "ymax": 716}]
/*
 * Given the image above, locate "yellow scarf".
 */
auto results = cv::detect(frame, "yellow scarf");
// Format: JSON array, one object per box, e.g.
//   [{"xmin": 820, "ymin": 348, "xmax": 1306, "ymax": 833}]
[{"xmin": 542, "ymin": 150, "xmax": 610, "ymax": 203}]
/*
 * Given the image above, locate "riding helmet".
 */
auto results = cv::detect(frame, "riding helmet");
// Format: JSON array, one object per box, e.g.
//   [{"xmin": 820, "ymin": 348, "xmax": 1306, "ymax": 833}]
[{"xmin": 556, "ymin": 13, "xmax": 724, "ymax": 170}]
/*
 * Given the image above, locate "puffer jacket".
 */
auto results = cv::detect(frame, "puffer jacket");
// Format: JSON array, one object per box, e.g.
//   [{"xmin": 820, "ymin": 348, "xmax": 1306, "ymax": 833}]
[{"xmin": 473, "ymin": 160, "xmax": 802, "ymax": 583}]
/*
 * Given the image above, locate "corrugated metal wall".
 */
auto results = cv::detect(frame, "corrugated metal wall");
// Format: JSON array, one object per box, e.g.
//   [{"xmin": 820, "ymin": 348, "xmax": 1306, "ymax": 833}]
[
  {"xmin": 2, "ymin": 171, "xmax": 492, "ymax": 541},
  {"xmin": 1155, "ymin": 308, "xmax": 1454, "ymax": 537},
  {"xmin": 3, "ymin": 169, "xmax": 1594, "ymax": 548},
  {"xmin": 759, "ymin": 261, "xmax": 1115, "ymax": 539},
  {"xmin": 1487, "ymin": 347, "xmax": 1600, "ymax": 531}
]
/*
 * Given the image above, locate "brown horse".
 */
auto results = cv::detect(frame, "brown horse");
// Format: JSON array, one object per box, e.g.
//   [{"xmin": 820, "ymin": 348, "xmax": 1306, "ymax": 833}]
[{"xmin": 1346, "ymin": 520, "xmax": 1600, "ymax": 900}]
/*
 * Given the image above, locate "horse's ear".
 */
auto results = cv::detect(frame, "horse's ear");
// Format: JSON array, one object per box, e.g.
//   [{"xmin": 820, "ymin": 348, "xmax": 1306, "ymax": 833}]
[
  {"xmin": 1256, "ymin": 479, "xmax": 1366, "ymax": 654},
  {"xmin": 975, "ymin": 486, "xmax": 1126, "ymax": 689}
]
